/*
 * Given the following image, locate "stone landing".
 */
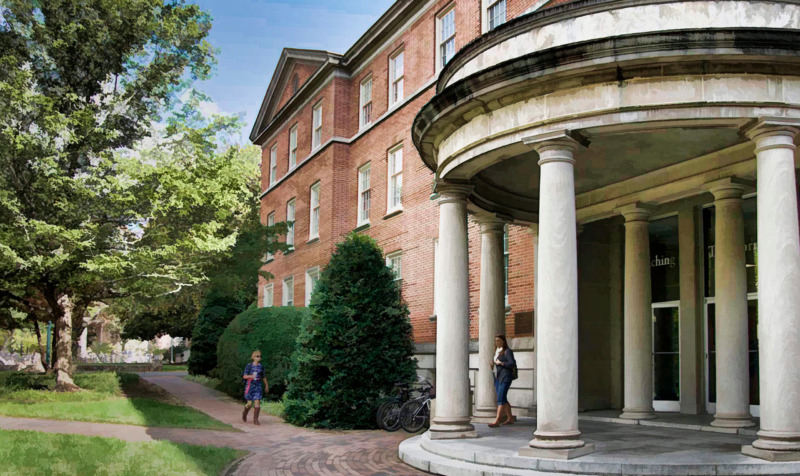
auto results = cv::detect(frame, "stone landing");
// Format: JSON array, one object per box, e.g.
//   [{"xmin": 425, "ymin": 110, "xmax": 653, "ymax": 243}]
[{"xmin": 399, "ymin": 418, "xmax": 800, "ymax": 475}]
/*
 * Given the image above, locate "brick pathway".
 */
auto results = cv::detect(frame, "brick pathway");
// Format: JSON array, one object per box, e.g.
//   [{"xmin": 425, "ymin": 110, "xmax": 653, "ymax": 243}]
[{"xmin": 0, "ymin": 374, "xmax": 426, "ymax": 476}]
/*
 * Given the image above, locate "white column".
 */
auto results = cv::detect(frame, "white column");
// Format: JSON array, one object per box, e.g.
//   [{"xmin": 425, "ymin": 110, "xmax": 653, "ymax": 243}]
[
  {"xmin": 430, "ymin": 181, "xmax": 478, "ymax": 440},
  {"xmin": 709, "ymin": 179, "xmax": 755, "ymax": 428},
  {"xmin": 474, "ymin": 216, "xmax": 507, "ymax": 421},
  {"xmin": 742, "ymin": 120, "xmax": 800, "ymax": 459},
  {"xmin": 618, "ymin": 204, "xmax": 657, "ymax": 421},
  {"xmin": 521, "ymin": 132, "xmax": 593, "ymax": 458}
]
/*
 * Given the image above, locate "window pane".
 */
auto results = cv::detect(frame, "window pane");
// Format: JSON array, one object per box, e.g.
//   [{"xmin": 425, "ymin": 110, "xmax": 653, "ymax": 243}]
[
  {"xmin": 489, "ymin": 0, "xmax": 506, "ymax": 30},
  {"xmin": 650, "ymin": 216, "xmax": 680, "ymax": 303},
  {"xmin": 395, "ymin": 52, "xmax": 403, "ymax": 77}
]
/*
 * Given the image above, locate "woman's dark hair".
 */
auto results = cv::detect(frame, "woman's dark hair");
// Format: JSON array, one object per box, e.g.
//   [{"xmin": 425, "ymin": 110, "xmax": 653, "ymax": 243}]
[{"xmin": 495, "ymin": 334, "xmax": 509, "ymax": 350}]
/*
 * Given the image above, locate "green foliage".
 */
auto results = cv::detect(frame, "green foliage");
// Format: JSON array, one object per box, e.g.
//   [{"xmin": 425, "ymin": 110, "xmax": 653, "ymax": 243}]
[
  {"xmin": 215, "ymin": 306, "xmax": 307, "ymax": 400},
  {"xmin": 2, "ymin": 371, "xmax": 132, "ymax": 396},
  {"xmin": 186, "ymin": 298, "xmax": 245, "ymax": 376},
  {"xmin": 283, "ymin": 234, "xmax": 417, "ymax": 429}
]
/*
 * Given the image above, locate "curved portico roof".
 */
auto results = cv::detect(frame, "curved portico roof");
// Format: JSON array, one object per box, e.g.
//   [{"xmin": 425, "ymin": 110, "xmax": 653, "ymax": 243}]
[{"xmin": 413, "ymin": 0, "xmax": 800, "ymax": 222}]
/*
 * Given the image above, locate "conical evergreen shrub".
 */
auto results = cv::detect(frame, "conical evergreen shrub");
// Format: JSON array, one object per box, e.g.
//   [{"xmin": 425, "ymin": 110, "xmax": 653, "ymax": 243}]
[{"xmin": 283, "ymin": 233, "xmax": 417, "ymax": 428}]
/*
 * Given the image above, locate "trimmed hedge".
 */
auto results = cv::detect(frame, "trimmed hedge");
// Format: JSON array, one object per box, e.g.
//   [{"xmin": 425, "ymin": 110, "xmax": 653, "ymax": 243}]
[
  {"xmin": 2, "ymin": 372, "xmax": 137, "ymax": 395},
  {"xmin": 215, "ymin": 306, "xmax": 307, "ymax": 401},
  {"xmin": 187, "ymin": 298, "xmax": 245, "ymax": 376},
  {"xmin": 283, "ymin": 234, "xmax": 417, "ymax": 429}
]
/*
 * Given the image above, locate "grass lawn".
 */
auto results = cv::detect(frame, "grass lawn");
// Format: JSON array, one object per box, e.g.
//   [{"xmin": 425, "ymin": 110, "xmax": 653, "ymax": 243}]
[
  {"xmin": 162, "ymin": 364, "xmax": 188, "ymax": 372},
  {"xmin": 0, "ymin": 429, "xmax": 245, "ymax": 476},
  {"xmin": 0, "ymin": 373, "xmax": 233, "ymax": 431}
]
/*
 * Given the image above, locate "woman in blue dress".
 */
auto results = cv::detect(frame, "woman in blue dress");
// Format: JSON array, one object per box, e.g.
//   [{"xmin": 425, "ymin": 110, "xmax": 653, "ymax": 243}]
[{"xmin": 242, "ymin": 350, "xmax": 269, "ymax": 425}]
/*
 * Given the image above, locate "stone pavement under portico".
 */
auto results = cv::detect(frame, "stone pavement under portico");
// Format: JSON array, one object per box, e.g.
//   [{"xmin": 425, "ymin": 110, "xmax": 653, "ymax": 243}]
[{"xmin": 401, "ymin": 415, "xmax": 800, "ymax": 475}]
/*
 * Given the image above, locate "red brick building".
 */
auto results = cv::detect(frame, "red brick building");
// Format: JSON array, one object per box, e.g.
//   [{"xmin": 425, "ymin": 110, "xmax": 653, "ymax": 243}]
[{"xmin": 251, "ymin": 0, "xmax": 540, "ymax": 344}]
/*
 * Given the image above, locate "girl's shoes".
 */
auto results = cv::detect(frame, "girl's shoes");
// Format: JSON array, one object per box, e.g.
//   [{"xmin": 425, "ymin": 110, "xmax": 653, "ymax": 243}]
[
  {"xmin": 242, "ymin": 406, "xmax": 250, "ymax": 422},
  {"xmin": 253, "ymin": 408, "xmax": 261, "ymax": 425}
]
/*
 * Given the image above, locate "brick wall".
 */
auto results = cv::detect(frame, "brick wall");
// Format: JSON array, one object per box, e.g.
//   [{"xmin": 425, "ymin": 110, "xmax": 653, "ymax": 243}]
[{"xmin": 257, "ymin": 0, "xmax": 541, "ymax": 344}]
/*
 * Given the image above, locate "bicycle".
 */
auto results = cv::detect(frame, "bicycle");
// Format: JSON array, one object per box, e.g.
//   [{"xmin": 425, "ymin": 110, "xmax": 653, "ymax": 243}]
[
  {"xmin": 399, "ymin": 381, "xmax": 434, "ymax": 433},
  {"xmin": 376, "ymin": 382, "xmax": 413, "ymax": 431}
]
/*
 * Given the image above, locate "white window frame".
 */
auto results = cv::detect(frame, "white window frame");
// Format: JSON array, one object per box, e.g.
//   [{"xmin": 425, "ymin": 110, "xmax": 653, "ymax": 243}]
[
  {"xmin": 312, "ymin": 102, "xmax": 322, "ymax": 150},
  {"xmin": 389, "ymin": 49, "xmax": 404, "ymax": 106},
  {"xmin": 357, "ymin": 163, "xmax": 371, "ymax": 226},
  {"xmin": 387, "ymin": 145, "xmax": 403, "ymax": 213},
  {"xmin": 266, "ymin": 212, "xmax": 275, "ymax": 261},
  {"xmin": 483, "ymin": 0, "xmax": 507, "ymax": 33},
  {"xmin": 269, "ymin": 144, "xmax": 278, "ymax": 186},
  {"xmin": 436, "ymin": 4, "xmax": 456, "ymax": 72},
  {"xmin": 282, "ymin": 276, "xmax": 294, "ymax": 306},
  {"xmin": 289, "ymin": 124, "xmax": 298, "ymax": 169},
  {"xmin": 309, "ymin": 182, "xmax": 320, "ymax": 240},
  {"xmin": 263, "ymin": 283, "xmax": 274, "ymax": 307},
  {"xmin": 359, "ymin": 76, "xmax": 373, "ymax": 128},
  {"xmin": 386, "ymin": 251, "xmax": 402, "ymax": 283},
  {"xmin": 305, "ymin": 267, "xmax": 320, "ymax": 306},
  {"xmin": 286, "ymin": 199, "xmax": 295, "ymax": 250}
]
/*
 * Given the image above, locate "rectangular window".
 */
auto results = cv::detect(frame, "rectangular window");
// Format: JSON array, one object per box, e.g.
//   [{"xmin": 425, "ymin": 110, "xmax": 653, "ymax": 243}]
[
  {"xmin": 439, "ymin": 7, "xmax": 456, "ymax": 70},
  {"xmin": 386, "ymin": 251, "xmax": 402, "ymax": 282},
  {"xmin": 269, "ymin": 144, "xmax": 278, "ymax": 186},
  {"xmin": 263, "ymin": 283, "xmax": 274, "ymax": 307},
  {"xmin": 488, "ymin": 0, "xmax": 506, "ymax": 30},
  {"xmin": 387, "ymin": 145, "xmax": 403, "ymax": 212},
  {"xmin": 309, "ymin": 182, "xmax": 320, "ymax": 240},
  {"xmin": 266, "ymin": 212, "xmax": 275, "ymax": 261},
  {"xmin": 360, "ymin": 76, "xmax": 373, "ymax": 128},
  {"xmin": 503, "ymin": 225, "xmax": 509, "ymax": 308},
  {"xmin": 358, "ymin": 163, "xmax": 371, "ymax": 226},
  {"xmin": 389, "ymin": 50, "xmax": 404, "ymax": 106},
  {"xmin": 286, "ymin": 199, "xmax": 295, "ymax": 249},
  {"xmin": 289, "ymin": 125, "xmax": 298, "ymax": 169},
  {"xmin": 305, "ymin": 267, "xmax": 320, "ymax": 306},
  {"xmin": 312, "ymin": 103, "xmax": 322, "ymax": 149},
  {"xmin": 282, "ymin": 276, "xmax": 294, "ymax": 306}
]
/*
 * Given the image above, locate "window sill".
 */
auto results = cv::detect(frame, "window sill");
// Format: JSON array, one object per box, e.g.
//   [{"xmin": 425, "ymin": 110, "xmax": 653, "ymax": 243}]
[
  {"xmin": 505, "ymin": 306, "xmax": 512, "ymax": 315},
  {"xmin": 307, "ymin": 237, "xmax": 319, "ymax": 245},
  {"xmin": 354, "ymin": 222, "xmax": 370, "ymax": 232},
  {"xmin": 283, "ymin": 248, "xmax": 294, "ymax": 256},
  {"xmin": 383, "ymin": 209, "xmax": 403, "ymax": 220},
  {"xmin": 265, "ymin": 258, "xmax": 274, "ymax": 264}
]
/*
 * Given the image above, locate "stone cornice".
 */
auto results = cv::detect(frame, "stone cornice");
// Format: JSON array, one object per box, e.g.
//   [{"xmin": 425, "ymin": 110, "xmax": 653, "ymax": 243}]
[{"xmin": 413, "ymin": 29, "xmax": 800, "ymax": 172}]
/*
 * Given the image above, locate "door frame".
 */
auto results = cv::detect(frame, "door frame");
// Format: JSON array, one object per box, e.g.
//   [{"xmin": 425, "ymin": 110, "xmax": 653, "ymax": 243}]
[
  {"xmin": 652, "ymin": 300, "xmax": 681, "ymax": 412},
  {"xmin": 703, "ymin": 294, "xmax": 760, "ymax": 417}
]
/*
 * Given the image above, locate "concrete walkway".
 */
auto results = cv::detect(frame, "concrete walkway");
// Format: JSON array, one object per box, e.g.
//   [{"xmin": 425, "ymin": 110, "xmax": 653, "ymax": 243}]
[{"xmin": 0, "ymin": 373, "xmax": 426, "ymax": 476}]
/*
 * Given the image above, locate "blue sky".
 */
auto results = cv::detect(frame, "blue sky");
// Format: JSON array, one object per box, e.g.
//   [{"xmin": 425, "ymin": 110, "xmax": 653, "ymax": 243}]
[{"xmin": 190, "ymin": 0, "xmax": 396, "ymax": 142}]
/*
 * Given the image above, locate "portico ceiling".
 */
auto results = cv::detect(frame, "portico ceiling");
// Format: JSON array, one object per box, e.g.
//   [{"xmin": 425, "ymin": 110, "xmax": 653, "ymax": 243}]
[{"xmin": 476, "ymin": 127, "xmax": 746, "ymax": 201}]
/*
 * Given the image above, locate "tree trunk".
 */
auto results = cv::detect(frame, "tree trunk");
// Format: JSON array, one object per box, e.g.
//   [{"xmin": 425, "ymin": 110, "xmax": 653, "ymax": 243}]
[
  {"xmin": 33, "ymin": 320, "xmax": 49, "ymax": 371},
  {"xmin": 54, "ymin": 295, "xmax": 78, "ymax": 392}
]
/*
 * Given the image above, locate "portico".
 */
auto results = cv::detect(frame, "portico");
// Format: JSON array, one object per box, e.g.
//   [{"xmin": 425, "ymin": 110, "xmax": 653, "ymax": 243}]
[{"xmin": 414, "ymin": 0, "xmax": 800, "ymax": 466}]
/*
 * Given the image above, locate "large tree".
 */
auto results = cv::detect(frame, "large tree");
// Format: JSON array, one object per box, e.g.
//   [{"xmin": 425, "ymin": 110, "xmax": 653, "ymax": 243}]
[{"xmin": 0, "ymin": 0, "xmax": 228, "ymax": 390}]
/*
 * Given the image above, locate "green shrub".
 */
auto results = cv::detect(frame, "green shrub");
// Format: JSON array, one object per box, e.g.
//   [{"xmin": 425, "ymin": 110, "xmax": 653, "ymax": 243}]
[
  {"xmin": 4, "ymin": 373, "xmax": 54, "ymax": 391},
  {"xmin": 283, "ymin": 234, "xmax": 417, "ymax": 429},
  {"xmin": 2, "ymin": 372, "xmax": 130, "ymax": 395},
  {"xmin": 215, "ymin": 306, "xmax": 307, "ymax": 400},
  {"xmin": 187, "ymin": 297, "xmax": 246, "ymax": 376}
]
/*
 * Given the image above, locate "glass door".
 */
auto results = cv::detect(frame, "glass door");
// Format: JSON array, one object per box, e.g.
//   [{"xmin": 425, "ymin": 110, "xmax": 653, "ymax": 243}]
[
  {"xmin": 704, "ymin": 295, "xmax": 760, "ymax": 417},
  {"xmin": 653, "ymin": 302, "xmax": 680, "ymax": 412}
]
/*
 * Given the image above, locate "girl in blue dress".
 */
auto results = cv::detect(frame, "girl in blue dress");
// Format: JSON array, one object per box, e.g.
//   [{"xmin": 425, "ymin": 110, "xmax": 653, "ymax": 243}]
[{"xmin": 242, "ymin": 350, "xmax": 269, "ymax": 425}]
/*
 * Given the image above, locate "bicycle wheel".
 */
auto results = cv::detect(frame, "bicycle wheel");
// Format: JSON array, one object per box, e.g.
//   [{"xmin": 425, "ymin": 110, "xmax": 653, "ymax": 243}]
[
  {"xmin": 400, "ymin": 401, "xmax": 428, "ymax": 433},
  {"xmin": 379, "ymin": 402, "xmax": 403, "ymax": 432},
  {"xmin": 376, "ymin": 402, "xmax": 389, "ymax": 429}
]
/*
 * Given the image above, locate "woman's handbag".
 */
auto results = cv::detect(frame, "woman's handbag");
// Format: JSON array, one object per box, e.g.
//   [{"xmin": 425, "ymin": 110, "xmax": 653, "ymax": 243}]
[{"xmin": 511, "ymin": 364, "xmax": 519, "ymax": 381}]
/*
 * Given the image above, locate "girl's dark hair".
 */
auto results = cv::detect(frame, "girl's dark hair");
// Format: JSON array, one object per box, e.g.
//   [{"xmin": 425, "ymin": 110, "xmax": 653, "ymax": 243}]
[{"xmin": 495, "ymin": 334, "xmax": 509, "ymax": 350}]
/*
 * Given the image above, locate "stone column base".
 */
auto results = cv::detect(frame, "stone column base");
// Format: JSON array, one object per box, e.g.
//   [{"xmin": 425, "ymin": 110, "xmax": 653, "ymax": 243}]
[
  {"xmin": 519, "ymin": 443, "xmax": 595, "ymax": 460},
  {"xmin": 711, "ymin": 413, "xmax": 756, "ymax": 428},
  {"xmin": 743, "ymin": 445, "xmax": 800, "ymax": 462},
  {"xmin": 472, "ymin": 405, "xmax": 497, "ymax": 423}
]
